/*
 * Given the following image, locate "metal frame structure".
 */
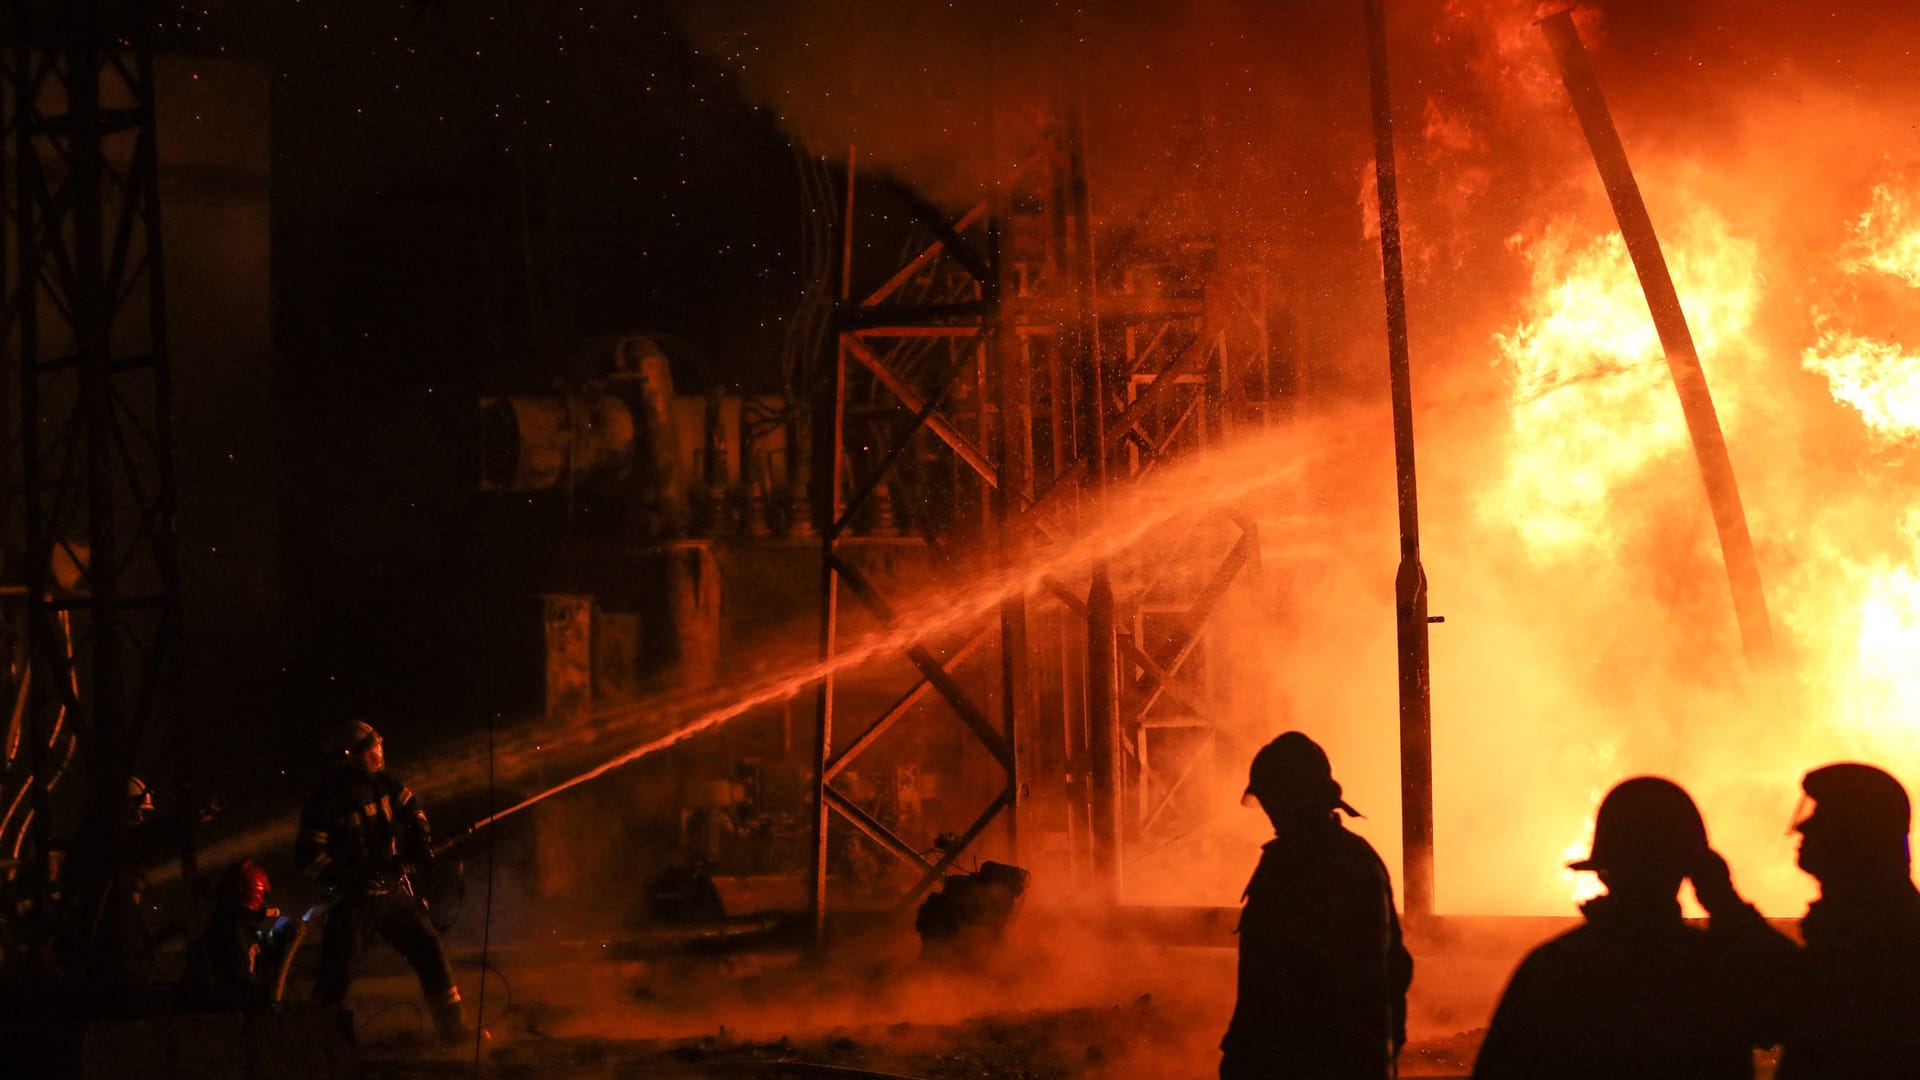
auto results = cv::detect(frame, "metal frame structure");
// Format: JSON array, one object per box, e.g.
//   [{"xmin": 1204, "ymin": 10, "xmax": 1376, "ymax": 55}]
[
  {"xmin": 806, "ymin": 153, "xmax": 1021, "ymax": 940},
  {"xmin": 807, "ymin": 112, "xmax": 1286, "ymax": 936},
  {"xmin": 2, "ymin": 0, "xmax": 185, "ymax": 987}
]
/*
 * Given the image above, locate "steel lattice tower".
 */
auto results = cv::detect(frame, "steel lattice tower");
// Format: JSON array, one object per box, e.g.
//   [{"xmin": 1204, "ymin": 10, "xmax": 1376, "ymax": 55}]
[{"xmin": 4, "ymin": 0, "xmax": 184, "ymax": 988}]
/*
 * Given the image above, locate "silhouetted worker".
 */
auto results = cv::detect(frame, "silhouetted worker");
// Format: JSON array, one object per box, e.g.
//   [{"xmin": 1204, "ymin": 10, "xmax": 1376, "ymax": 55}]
[
  {"xmin": 1219, "ymin": 732, "xmax": 1412, "ymax": 1080},
  {"xmin": 1472, "ymin": 776, "xmax": 1792, "ymax": 1080},
  {"xmin": 296, "ymin": 720, "xmax": 467, "ymax": 1043},
  {"xmin": 183, "ymin": 859, "xmax": 302, "ymax": 1010},
  {"xmin": 1777, "ymin": 762, "xmax": 1920, "ymax": 1079},
  {"xmin": 54, "ymin": 775, "xmax": 212, "ymax": 989}
]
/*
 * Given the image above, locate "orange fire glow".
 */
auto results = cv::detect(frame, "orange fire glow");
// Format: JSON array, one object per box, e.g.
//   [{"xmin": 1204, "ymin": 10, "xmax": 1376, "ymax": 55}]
[
  {"xmin": 1473, "ymin": 175, "xmax": 1920, "ymax": 913},
  {"xmin": 1842, "ymin": 181, "xmax": 1920, "ymax": 288},
  {"xmin": 1490, "ymin": 209, "xmax": 1760, "ymax": 558},
  {"xmin": 1803, "ymin": 328, "xmax": 1920, "ymax": 441}
]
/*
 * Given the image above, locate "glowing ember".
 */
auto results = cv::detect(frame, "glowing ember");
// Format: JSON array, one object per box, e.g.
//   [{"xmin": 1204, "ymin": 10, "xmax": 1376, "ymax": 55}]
[{"xmin": 1489, "ymin": 211, "xmax": 1760, "ymax": 556}]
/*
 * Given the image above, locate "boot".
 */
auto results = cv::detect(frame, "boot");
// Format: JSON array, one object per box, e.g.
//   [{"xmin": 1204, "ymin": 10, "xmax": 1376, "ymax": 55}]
[{"xmin": 430, "ymin": 987, "xmax": 471, "ymax": 1045}]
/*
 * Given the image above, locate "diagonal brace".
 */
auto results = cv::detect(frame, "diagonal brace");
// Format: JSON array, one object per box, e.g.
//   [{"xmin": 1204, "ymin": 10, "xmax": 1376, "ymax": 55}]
[
  {"xmin": 825, "ymin": 626, "xmax": 994, "ymax": 781},
  {"xmin": 890, "ymin": 789, "xmax": 1013, "ymax": 914},
  {"xmin": 831, "ymin": 555, "xmax": 1014, "ymax": 769},
  {"xmin": 843, "ymin": 336, "xmax": 998, "ymax": 489},
  {"xmin": 824, "ymin": 785, "xmax": 936, "ymax": 869}
]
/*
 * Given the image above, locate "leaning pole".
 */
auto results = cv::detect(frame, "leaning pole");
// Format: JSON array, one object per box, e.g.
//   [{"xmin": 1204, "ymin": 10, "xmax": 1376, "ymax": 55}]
[
  {"xmin": 1541, "ymin": 11, "xmax": 1773, "ymax": 662},
  {"xmin": 1363, "ymin": 0, "xmax": 1436, "ymax": 921}
]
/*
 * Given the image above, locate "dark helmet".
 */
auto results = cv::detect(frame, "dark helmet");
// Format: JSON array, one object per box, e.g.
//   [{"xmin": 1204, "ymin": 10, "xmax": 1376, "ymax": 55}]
[
  {"xmin": 1569, "ymin": 776, "xmax": 1707, "ymax": 875},
  {"xmin": 1243, "ymin": 732, "xmax": 1359, "ymax": 817},
  {"xmin": 1795, "ymin": 763, "xmax": 1911, "ymax": 876},
  {"xmin": 1797, "ymin": 763, "xmax": 1910, "ymax": 841},
  {"xmin": 331, "ymin": 719, "xmax": 385, "ymax": 771},
  {"xmin": 125, "ymin": 775, "xmax": 154, "ymax": 819}
]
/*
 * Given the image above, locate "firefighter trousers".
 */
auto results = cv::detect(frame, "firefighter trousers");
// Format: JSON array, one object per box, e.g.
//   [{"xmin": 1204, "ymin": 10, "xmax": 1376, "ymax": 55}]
[{"xmin": 313, "ymin": 890, "xmax": 457, "ymax": 1006}]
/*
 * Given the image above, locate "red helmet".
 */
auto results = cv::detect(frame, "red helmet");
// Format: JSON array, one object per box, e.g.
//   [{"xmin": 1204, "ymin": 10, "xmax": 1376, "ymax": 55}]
[{"xmin": 224, "ymin": 859, "xmax": 270, "ymax": 913}]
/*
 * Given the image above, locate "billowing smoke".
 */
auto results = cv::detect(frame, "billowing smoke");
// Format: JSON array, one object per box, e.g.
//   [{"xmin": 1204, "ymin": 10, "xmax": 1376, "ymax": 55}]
[{"xmin": 668, "ymin": 0, "xmax": 1920, "ymax": 921}]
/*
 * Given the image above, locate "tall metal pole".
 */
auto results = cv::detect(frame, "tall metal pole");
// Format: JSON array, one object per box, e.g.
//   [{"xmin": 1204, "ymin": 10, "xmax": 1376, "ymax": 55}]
[
  {"xmin": 987, "ymin": 210, "xmax": 1032, "ymax": 864},
  {"xmin": 1363, "ymin": 0, "xmax": 1434, "ymax": 920},
  {"xmin": 1539, "ymin": 12, "xmax": 1773, "ymax": 662},
  {"xmin": 806, "ymin": 147, "xmax": 856, "ymax": 946},
  {"xmin": 1065, "ymin": 103, "xmax": 1123, "ymax": 902}
]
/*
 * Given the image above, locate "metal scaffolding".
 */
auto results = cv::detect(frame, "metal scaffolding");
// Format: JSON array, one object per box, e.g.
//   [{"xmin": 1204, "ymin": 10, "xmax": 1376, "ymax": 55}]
[
  {"xmin": 1, "ymin": 0, "xmax": 185, "ymax": 989},
  {"xmin": 807, "ymin": 110, "xmax": 1287, "ymax": 936}
]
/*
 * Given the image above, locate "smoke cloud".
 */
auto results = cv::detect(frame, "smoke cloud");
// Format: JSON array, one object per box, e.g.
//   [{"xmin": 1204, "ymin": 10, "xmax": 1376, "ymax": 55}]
[{"xmin": 666, "ymin": 0, "xmax": 1920, "ymax": 920}]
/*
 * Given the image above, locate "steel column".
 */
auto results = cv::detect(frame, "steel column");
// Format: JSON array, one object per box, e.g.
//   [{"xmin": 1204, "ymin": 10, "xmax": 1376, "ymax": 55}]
[
  {"xmin": 988, "ymin": 209, "xmax": 1033, "ymax": 861},
  {"xmin": 1363, "ymin": 0, "xmax": 1435, "ymax": 920},
  {"xmin": 1062, "ymin": 102, "xmax": 1123, "ymax": 902}
]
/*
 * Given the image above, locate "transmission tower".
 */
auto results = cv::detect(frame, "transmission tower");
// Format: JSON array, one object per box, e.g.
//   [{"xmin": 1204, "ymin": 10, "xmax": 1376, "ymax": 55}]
[{"xmin": 2, "ymin": 0, "xmax": 184, "ymax": 990}]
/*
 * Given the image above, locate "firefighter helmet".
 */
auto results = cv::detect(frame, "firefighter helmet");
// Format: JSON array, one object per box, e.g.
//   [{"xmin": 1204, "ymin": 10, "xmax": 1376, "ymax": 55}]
[
  {"xmin": 332, "ymin": 719, "xmax": 386, "ymax": 772},
  {"xmin": 1797, "ymin": 763, "xmax": 1910, "ymax": 839},
  {"xmin": 126, "ymin": 775, "xmax": 154, "ymax": 821},
  {"xmin": 222, "ymin": 859, "xmax": 271, "ymax": 913},
  {"xmin": 1569, "ymin": 776, "xmax": 1707, "ymax": 874},
  {"xmin": 1243, "ymin": 731, "xmax": 1360, "ymax": 817}
]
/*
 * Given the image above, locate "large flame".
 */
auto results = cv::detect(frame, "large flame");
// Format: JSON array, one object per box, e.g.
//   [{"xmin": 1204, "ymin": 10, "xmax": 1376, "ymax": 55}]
[
  {"xmin": 1842, "ymin": 181, "xmax": 1920, "ymax": 288},
  {"xmin": 1480, "ymin": 179, "xmax": 1920, "ymax": 912},
  {"xmin": 1804, "ymin": 179, "xmax": 1920, "ymax": 440},
  {"xmin": 1802, "ymin": 328, "xmax": 1920, "ymax": 441},
  {"xmin": 1490, "ymin": 210, "xmax": 1760, "ymax": 558},
  {"xmin": 1791, "ymin": 182, "xmax": 1920, "ymax": 752}
]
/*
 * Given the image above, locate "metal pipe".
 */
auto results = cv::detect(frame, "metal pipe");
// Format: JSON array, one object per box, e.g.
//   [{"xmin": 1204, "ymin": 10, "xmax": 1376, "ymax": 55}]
[
  {"xmin": 1364, "ymin": 0, "xmax": 1435, "ymax": 921},
  {"xmin": 1539, "ymin": 11, "xmax": 1773, "ymax": 662}
]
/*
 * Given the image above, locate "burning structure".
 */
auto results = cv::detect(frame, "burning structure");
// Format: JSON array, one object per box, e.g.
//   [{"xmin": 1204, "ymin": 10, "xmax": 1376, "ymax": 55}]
[{"xmin": 0, "ymin": 0, "xmax": 1917, "ymax": 1076}]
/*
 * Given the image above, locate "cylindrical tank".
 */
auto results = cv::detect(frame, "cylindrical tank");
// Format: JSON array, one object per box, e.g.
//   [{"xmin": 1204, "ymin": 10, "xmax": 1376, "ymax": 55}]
[
  {"xmin": 479, "ymin": 392, "xmax": 634, "ymax": 492},
  {"xmin": 609, "ymin": 337, "xmax": 686, "ymax": 536}
]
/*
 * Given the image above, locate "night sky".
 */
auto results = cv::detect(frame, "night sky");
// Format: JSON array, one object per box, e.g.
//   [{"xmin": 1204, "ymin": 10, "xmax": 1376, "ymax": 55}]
[{"xmin": 153, "ymin": 2, "xmax": 811, "ymax": 812}]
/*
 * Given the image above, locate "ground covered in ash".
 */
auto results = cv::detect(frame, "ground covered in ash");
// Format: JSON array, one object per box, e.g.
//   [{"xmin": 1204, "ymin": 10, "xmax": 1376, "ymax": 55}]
[
  {"xmin": 358, "ymin": 989, "xmax": 1484, "ymax": 1079},
  {"xmin": 337, "ymin": 909, "xmax": 1524, "ymax": 1077}
]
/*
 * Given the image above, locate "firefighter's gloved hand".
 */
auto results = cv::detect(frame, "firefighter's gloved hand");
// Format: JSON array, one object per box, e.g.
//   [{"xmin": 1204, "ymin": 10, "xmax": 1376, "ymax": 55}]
[{"xmin": 1687, "ymin": 848, "xmax": 1743, "ymax": 917}]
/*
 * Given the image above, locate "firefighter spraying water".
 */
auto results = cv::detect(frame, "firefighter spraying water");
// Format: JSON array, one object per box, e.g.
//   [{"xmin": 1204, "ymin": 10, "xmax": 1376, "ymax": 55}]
[{"xmin": 296, "ymin": 720, "xmax": 469, "ymax": 1044}]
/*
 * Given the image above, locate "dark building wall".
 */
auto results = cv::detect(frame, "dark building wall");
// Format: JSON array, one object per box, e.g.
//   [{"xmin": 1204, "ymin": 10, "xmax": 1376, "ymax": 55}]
[
  {"xmin": 263, "ymin": 6, "xmax": 808, "ymax": 770},
  {"xmin": 154, "ymin": 56, "xmax": 279, "ymax": 801}
]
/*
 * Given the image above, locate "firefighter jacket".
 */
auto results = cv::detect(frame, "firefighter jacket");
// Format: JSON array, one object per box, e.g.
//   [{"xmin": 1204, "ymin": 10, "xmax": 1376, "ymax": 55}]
[
  {"xmin": 1472, "ymin": 891, "xmax": 1793, "ymax": 1080},
  {"xmin": 296, "ymin": 765, "xmax": 433, "ymax": 896},
  {"xmin": 1777, "ymin": 881, "xmax": 1920, "ymax": 1080},
  {"xmin": 1220, "ymin": 817, "xmax": 1413, "ymax": 1078}
]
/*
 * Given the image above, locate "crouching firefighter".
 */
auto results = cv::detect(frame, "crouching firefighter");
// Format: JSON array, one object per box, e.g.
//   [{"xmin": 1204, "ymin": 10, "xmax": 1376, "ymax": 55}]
[{"xmin": 296, "ymin": 720, "xmax": 468, "ymax": 1043}]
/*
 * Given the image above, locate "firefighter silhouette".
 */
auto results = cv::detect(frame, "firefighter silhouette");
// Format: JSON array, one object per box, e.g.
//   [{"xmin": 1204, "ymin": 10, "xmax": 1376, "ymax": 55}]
[
  {"xmin": 1473, "ymin": 776, "xmax": 1793, "ymax": 1080},
  {"xmin": 1219, "ymin": 732, "xmax": 1412, "ymax": 1080},
  {"xmin": 1777, "ymin": 762, "xmax": 1920, "ymax": 1079},
  {"xmin": 296, "ymin": 720, "xmax": 467, "ymax": 1043}
]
